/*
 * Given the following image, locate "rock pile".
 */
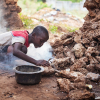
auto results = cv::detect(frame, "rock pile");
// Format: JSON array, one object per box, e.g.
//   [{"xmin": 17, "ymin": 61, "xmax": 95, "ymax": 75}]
[
  {"xmin": 49, "ymin": 0, "xmax": 100, "ymax": 99},
  {"xmin": 0, "ymin": 0, "xmax": 23, "ymax": 29},
  {"xmin": 33, "ymin": 8, "xmax": 83, "ymax": 28},
  {"xmin": 57, "ymin": 78, "xmax": 95, "ymax": 100},
  {"xmin": 51, "ymin": 32, "xmax": 75, "ymax": 69}
]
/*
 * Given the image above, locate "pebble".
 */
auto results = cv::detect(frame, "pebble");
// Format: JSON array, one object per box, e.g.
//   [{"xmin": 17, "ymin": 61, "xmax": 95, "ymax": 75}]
[
  {"xmin": 95, "ymin": 97, "xmax": 100, "ymax": 100},
  {"xmin": 86, "ymin": 72, "xmax": 99, "ymax": 81}
]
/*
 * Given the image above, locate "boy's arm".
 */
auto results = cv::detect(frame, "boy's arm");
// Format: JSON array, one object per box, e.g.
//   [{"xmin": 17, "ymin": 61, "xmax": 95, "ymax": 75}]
[{"xmin": 13, "ymin": 42, "xmax": 50, "ymax": 66}]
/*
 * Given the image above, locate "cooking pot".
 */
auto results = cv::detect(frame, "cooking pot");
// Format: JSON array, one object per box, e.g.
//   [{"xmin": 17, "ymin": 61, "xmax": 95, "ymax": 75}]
[{"xmin": 14, "ymin": 65, "xmax": 44, "ymax": 85}]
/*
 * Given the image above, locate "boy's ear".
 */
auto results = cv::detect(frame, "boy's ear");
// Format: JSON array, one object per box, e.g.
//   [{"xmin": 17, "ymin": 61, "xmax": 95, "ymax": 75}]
[{"xmin": 32, "ymin": 32, "xmax": 36, "ymax": 37}]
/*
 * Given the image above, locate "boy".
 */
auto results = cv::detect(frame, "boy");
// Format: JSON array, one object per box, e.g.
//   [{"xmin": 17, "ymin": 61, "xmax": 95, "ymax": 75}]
[{"xmin": 0, "ymin": 26, "xmax": 50, "ymax": 67}]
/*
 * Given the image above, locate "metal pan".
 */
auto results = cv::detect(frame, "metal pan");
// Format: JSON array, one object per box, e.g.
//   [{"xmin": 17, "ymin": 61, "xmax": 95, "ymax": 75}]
[{"xmin": 14, "ymin": 65, "xmax": 44, "ymax": 85}]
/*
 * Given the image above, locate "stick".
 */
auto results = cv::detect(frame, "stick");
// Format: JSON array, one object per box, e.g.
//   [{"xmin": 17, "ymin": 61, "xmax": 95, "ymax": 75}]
[
  {"xmin": 7, "ymin": 74, "xmax": 15, "ymax": 78},
  {"xmin": 0, "ymin": 72, "xmax": 8, "ymax": 75}
]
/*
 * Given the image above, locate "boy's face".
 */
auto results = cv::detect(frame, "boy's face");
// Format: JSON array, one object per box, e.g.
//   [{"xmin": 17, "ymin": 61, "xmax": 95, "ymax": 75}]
[{"xmin": 32, "ymin": 33, "xmax": 48, "ymax": 48}]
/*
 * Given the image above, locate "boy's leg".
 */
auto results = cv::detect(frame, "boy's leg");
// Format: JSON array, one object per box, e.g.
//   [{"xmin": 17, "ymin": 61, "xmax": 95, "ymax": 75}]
[{"xmin": 7, "ymin": 45, "xmax": 27, "ymax": 54}]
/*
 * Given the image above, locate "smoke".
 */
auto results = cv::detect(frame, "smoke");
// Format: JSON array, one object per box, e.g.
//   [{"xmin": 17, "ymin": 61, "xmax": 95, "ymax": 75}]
[
  {"xmin": 0, "ymin": 0, "xmax": 7, "ymax": 33},
  {"xmin": 27, "ymin": 42, "xmax": 53, "ymax": 61},
  {"xmin": 0, "ymin": 53, "xmax": 16, "ymax": 71},
  {"xmin": 0, "ymin": 42, "xmax": 53, "ymax": 71}
]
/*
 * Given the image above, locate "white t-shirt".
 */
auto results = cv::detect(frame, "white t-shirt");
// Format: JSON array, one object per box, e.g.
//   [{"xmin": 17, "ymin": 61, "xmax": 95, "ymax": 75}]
[{"xmin": 0, "ymin": 31, "xmax": 25, "ymax": 47}]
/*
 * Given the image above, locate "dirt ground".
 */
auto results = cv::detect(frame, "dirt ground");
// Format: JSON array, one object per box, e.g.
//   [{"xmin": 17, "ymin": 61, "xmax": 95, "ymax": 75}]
[
  {"xmin": 0, "ymin": 70, "xmax": 100, "ymax": 100},
  {"xmin": 0, "ymin": 71, "xmax": 67, "ymax": 100},
  {"xmin": 91, "ymin": 81, "xmax": 100, "ymax": 98}
]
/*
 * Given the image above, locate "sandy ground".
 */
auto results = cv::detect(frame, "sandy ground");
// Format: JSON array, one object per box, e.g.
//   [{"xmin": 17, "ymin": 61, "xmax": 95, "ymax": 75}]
[
  {"xmin": 0, "ymin": 71, "xmax": 67, "ymax": 100},
  {"xmin": 0, "ymin": 70, "xmax": 100, "ymax": 100}
]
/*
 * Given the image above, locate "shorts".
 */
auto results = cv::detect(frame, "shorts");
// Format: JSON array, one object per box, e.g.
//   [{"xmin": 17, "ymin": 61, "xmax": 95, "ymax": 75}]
[{"xmin": 0, "ymin": 45, "xmax": 9, "ymax": 53}]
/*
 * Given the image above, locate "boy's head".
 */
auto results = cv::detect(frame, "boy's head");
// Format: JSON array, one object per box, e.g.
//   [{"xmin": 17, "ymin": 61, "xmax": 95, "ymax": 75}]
[{"xmin": 30, "ymin": 26, "xmax": 49, "ymax": 48}]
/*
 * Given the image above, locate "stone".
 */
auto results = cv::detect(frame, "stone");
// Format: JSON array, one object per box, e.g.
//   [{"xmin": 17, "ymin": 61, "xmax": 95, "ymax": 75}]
[
  {"xmin": 85, "ymin": 47, "xmax": 99, "ymax": 57},
  {"xmin": 76, "ymin": 68, "xmax": 88, "ymax": 75},
  {"xmin": 95, "ymin": 0, "xmax": 100, "ymax": 3},
  {"xmin": 42, "ymin": 66, "xmax": 55, "ymax": 76},
  {"xmin": 50, "ymin": 38, "xmax": 62, "ymax": 48},
  {"xmin": 95, "ymin": 97, "xmax": 100, "ymax": 100},
  {"xmin": 89, "ymin": 56, "xmax": 99, "ymax": 64},
  {"xmin": 53, "ymin": 46, "xmax": 64, "ymax": 53},
  {"xmin": 88, "ymin": 3, "xmax": 96, "ymax": 9},
  {"xmin": 86, "ymin": 72, "xmax": 99, "ymax": 81},
  {"xmin": 74, "ymin": 30, "xmax": 82, "ymax": 43},
  {"xmin": 64, "ymin": 46, "xmax": 75, "ymax": 63},
  {"xmin": 6, "ymin": 12, "xmax": 23, "ymax": 28},
  {"xmin": 68, "ymin": 89, "xmax": 95, "ymax": 100},
  {"xmin": 90, "ymin": 41, "xmax": 97, "ymax": 47},
  {"xmin": 95, "ymin": 64, "xmax": 100, "ymax": 71},
  {"xmin": 57, "ymin": 78, "xmax": 87, "ymax": 93},
  {"xmin": 60, "ymin": 32, "xmax": 73, "ymax": 40},
  {"xmin": 6, "ymin": 0, "xmax": 14, "ymax": 5},
  {"xmin": 70, "ymin": 57, "xmax": 88, "ymax": 71},
  {"xmin": 81, "ymin": 38, "xmax": 90, "ymax": 45},
  {"xmin": 14, "ymin": 0, "xmax": 18, "ymax": 2},
  {"xmin": 95, "ymin": 56, "xmax": 100, "ymax": 62},
  {"xmin": 8, "ymin": 5, "xmax": 17, "ymax": 12},
  {"xmin": 73, "ymin": 43, "xmax": 86, "ymax": 58},
  {"xmin": 0, "ymin": 0, "xmax": 23, "ymax": 29},
  {"xmin": 63, "ymin": 38, "xmax": 73, "ymax": 46},
  {"xmin": 52, "ymin": 57, "xmax": 71, "ymax": 69},
  {"xmin": 70, "ymin": 82, "xmax": 86, "ymax": 90},
  {"xmin": 55, "ymin": 52, "xmax": 65, "ymax": 59},
  {"xmin": 57, "ymin": 78, "xmax": 70, "ymax": 93},
  {"xmin": 16, "ymin": 6, "xmax": 22, "ymax": 13},
  {"xmin": 74, "ymin": 35, "xmax": 81, "ymax": 43},
  {"xmin": 57, "ymin": 70, "xmax": 86, "ymax": 83},
  {"xmin": 64, "ymin": 51, "xmax": 75, "ymax": 63},
  {"xmin": 86, "ymin": 64, "xmax": 95, "ymax": 72}
]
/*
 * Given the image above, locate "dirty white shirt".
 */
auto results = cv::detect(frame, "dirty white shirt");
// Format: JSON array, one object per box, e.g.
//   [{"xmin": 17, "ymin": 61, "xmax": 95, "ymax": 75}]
[{"xmin": 0, "ymin": 31, "xmax": 25, "ymax": 47}]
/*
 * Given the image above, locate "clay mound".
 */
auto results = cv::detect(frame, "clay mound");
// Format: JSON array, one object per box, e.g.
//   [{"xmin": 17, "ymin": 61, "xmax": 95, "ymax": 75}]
[
  {"xmin": 0, "ymin": 0, "xmax": 23, "ymax": 29},
  {"xmin": 50, "ymin": 0, "xmax": 100, "ymax": 99},
  {"xmin": 51, "ymin": 0, "xmax": 100, "ymax": 74}
]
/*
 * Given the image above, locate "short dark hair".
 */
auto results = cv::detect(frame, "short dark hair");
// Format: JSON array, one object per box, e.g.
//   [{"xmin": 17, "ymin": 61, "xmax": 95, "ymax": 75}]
[{"xmin": 32, "ymin": 26, "xmax": 49, "ymax": 38}]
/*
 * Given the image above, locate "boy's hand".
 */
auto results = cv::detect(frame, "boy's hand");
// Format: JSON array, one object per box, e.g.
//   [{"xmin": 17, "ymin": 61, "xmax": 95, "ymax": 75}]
[{"xmin": 36, "ymin": 60, "xmax": 50, "ymax": 67}]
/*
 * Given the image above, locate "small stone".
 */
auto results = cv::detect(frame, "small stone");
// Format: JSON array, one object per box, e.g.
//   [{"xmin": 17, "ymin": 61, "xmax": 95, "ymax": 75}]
[
  {"xmin": 86, "ymin": 84, "xmax": 93, "ymax": 90},
  {"xmin": 73, "ymin": 43, "xmax": 86, "ymax": 58},
  {"xmin": 95, "ymin": 0, "xmax": 100, "ymax": 3},
  {"xmin": 95, "ymin": 64, "xmax": 100, "ymax": 71},
  {"xmin": 57, "ymin": 78, "xmax": 70, "ymax": 93},
  {"xmin": 85, "ymin": 47, "xmax": 99, "ymax": 57},
  {"xmin": 60, "ymin": 32, "xmax": 73, "ymax": 40},
  {"xmin": 86, "ymin": 72, "xmax": 99, "ymax": 81},
  {"xmin": 95, "ymin": 97, "xmax": 100, "ymax": 100},
  {"xmin": 63, "ymin": 38, "xmax": 73, "ymax": 46},
  {"xmin": 96, "ymin": 56, "xmax": 100, "ymax": 62},
  {"xmin": 13, "ymin": 96, "xmax": 16, "ymax": 99},
  {"xmin": 69, "ymin": 89, "xmax": 95, "ymax": 100}
]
